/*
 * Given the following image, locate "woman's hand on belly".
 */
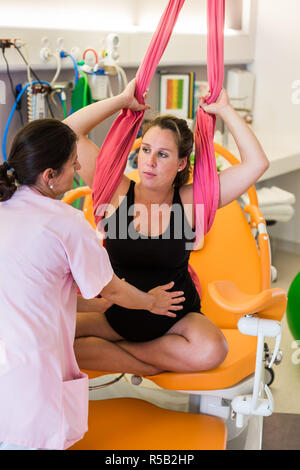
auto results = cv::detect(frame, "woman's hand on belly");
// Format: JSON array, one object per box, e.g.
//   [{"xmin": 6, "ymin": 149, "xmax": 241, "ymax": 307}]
[{"xmin": 148, "ymin": 282, "xmax": 185, "ymax": 318}]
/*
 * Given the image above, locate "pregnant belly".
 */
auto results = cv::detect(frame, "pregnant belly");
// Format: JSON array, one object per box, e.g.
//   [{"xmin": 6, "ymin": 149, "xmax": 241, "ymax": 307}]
[
  {"xmin": 112, "ymin": 264, "xmax": 190, "ymax": 293},
  {"xmin": 104, "ymin": 265, "xmax": 201, "ymax": 342}
]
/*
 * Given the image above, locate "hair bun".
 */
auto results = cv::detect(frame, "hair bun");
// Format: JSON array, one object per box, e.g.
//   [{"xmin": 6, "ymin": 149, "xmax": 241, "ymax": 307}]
[
  {"xmin": 2, "ymin": 161, "xmax": 12, "ymax": 172},
  {"xmin": 0, "ymin": 161, "xmax": 17, "ymax": 202}
]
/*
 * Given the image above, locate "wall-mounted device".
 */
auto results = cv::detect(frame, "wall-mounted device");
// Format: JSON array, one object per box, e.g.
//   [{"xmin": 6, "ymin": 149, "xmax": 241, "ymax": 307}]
[{"xmin": 227, "ymin": 69, "xmax": 255, "ymax": 113}]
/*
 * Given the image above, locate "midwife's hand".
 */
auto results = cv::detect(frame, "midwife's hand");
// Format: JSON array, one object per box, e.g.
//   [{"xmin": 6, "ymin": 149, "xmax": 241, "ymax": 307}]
[{"xmin": 148, "ymin": 281, "xmax": 185, "ymax": 318}]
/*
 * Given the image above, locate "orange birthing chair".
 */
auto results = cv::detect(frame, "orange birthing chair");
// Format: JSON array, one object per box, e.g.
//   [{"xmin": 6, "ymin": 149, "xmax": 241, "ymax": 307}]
[{"xmin": 63, "ymin": 143, "xmax": 287, "ymax": 451}]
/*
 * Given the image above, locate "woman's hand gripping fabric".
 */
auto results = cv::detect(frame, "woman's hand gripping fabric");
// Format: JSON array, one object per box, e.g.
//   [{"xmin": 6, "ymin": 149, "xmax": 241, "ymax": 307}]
[
  {"xmin": 199, "ymin": 88, "xmax": 230, "ymax": 117},
  {"xmin": 120, "ymin": 78, "xmax": 151, "ymax": 112}
]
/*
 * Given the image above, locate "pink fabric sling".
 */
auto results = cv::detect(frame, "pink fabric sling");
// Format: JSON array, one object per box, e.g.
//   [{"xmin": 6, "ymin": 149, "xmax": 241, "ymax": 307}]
[
  {"xmin": 92, "ymin": 0, "xmax": 186, "ymax": 221},
  {"xmin": 92, "ymin": 0, "xmax": 225, "ymax": 297},
  {"xmin": 194, "ymin": 0, "xmax": 224, "ymax": 238}
]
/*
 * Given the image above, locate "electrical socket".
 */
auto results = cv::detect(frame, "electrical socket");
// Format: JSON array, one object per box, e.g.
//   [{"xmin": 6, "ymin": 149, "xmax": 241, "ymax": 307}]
[
  {"xmin": 13, "ymin": 38, "xmax": 25, "ymax": 49},
  {"xmin": 70, "ymin": 46, "xmax": 81, "ymax": 62},
  {"xmin": 56, "ymin": 37, "xmax": 64, "ymax": 55},
  {"xmin": 40, "ymin": 36, "xmax": 51, "ymax": 62},
  {"xmin": 40, "ymin": 47, "xmax": 51, "ymax": 62}
]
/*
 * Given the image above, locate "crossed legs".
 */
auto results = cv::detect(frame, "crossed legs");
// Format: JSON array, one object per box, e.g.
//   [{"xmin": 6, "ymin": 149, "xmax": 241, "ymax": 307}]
[
  {"xmin": 74, "ymin": 311, "xmax": 163, "ymax": 375},
  {"xmin": 74, "ymin": 307, "xmax": 228, "ymax": 376}
]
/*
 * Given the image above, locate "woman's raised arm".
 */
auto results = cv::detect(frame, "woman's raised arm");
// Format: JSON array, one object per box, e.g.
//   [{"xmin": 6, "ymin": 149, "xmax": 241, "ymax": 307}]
[
  {"xmin": 200, "ymin": 89, "xmax": 269, "ymax": 208},
  {"xmin": 63, "ymin": 79, "xmax": 149, "ymax": 187}
]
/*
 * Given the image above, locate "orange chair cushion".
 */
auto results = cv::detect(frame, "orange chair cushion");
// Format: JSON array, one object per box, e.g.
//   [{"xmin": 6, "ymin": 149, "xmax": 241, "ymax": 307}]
[{"xmin": 69, "ymin": 398, "xmax": 227, "ymax": 450}]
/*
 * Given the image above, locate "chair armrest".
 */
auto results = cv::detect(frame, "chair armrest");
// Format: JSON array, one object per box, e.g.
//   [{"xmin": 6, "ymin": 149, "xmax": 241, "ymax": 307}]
[
  {"xmin": 62, "ymin": 186, "xmax": 91, "ymax": 204},
  {"xmin": 234, "ymin": 204, "xmax": 272, "ymax": 290},
  {"xmin": 208, "ymin": 280, "xmax": 287, "ymax": 322},
  {"xmin": 243, "ymin": 204, "xmax": 266, "ymax": 229}
]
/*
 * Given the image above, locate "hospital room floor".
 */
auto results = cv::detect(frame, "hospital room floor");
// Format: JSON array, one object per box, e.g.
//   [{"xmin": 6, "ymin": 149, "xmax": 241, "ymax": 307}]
[
  {"xmin": 262, "ymin": 249, "xmax": 300, "ymax": 450},
  {"xmin": 88, "ymin": 249, "xmax": 300, "ymax": 450}
]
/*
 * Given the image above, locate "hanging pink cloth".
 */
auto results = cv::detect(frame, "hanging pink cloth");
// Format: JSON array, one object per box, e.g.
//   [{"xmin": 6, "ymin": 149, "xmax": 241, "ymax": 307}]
[
  {"xmin": 92, "ymin": 0, "xmax": 186, "ymax": 222},
  {"xmin": 188, "ymin": 0, "xmax": 225, "ymax": 296},
  {"xmin": 193, "ymin": 0, "xmax": 225, "ymax": 239},
  {"xmin": 92, "ymin": 0, "xmax": 225, "ymax": 297}
]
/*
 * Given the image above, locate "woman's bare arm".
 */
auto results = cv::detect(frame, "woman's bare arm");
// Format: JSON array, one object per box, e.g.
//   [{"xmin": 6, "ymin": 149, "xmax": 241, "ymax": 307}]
[
  {"xmin": 63, "ymin": 79, "xmax": 149, "ymax": 187},
  {"xmin": 200, "ymin": 89, "xmax": 269, "ymax": 208}
]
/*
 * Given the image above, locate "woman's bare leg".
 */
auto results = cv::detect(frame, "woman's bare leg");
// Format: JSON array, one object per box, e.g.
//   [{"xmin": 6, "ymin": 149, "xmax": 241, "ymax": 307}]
[
  {"xmin": 117, "ymin": 313, "xmax": 228, "ymax": 373},
  {"xmin": 74, "ymin": 311, "xmax": 163, "ymax": 375},
  {"xmin": 76, "ymin": 310, "xmax": 122, "ymax": 340},
  {"xmin": 74, "ymin": 336, "xmax": 163, "ymax": 375}
]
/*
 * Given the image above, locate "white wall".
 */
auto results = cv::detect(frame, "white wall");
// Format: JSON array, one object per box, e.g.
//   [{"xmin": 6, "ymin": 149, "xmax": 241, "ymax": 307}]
[
  {"xmin": 249, "ymin": 0, "xmax": 300, "ymax": 138},
  {"xmin": 0, "ymin": 0, "xmax": 136, "ymax": 32},
  {"xmin": 0, "ymin": 0, "xmax": 242, "ymax": 34},
  {"xmin": 248, "ymin": 0, "xmax": 300, "ymax": 247},
  {"xmin": 0, "ymin": 0, "xmax": 252, "ymax": 70},
  {"xmin": 0, "ymin": 0, "xmax": 249, "ymax": 159}
]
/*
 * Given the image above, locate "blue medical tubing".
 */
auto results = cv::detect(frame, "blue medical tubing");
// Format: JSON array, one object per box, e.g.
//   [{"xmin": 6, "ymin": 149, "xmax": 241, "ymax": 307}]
[
  {"xmin": 60, "ymin": 51, "xmax": 79, "ymax": 85},
  {"xmin": 2, "ymin": 80, "xmax": 51, "ymax": 161},
  {"xmin": 59, "ymin": 51, "xmax": 80, "ymax": 115}
]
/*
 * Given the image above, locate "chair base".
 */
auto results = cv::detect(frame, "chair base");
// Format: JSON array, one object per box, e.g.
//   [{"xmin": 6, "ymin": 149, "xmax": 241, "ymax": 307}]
[{"xmin": 68, "ymin": 397, "xmax": 227, "ymax": 450}]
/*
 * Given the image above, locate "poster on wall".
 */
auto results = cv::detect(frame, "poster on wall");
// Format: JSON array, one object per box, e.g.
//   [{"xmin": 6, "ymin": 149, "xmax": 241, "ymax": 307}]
[{"xmin": 159, "ymin": 73, "xmax": 195, "ymax": 120}]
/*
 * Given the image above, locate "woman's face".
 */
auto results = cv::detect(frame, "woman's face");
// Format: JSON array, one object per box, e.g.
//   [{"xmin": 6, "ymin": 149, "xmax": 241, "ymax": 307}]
[
  {"xmin": 52, "ymin": 146, "xmax": 81, "ymax": 195},
  {"xmin": 138, "ymin": 126, "xmax": 186, "ymax": 190}
]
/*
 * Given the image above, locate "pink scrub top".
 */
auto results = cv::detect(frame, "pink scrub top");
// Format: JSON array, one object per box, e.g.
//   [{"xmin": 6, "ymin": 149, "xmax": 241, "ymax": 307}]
[{"xmin": 0, "ymin": 185, "xmax": 114, "ymax": 449}]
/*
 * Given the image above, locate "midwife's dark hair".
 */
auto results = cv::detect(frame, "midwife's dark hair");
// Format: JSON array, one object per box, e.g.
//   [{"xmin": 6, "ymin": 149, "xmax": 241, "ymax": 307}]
[
  {"xmin": 142, "ymin": 115, "xmax": 194, "ymax": 188},
  {"xmin": 0, "ymin": 118, "xmax": 77, "ymax": 202}
]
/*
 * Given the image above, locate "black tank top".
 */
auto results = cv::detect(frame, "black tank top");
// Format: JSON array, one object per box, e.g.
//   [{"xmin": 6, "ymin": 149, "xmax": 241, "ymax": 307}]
[{"xmin": 102, "ymin": 180, "xmax": 202, "ymax": 342}]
